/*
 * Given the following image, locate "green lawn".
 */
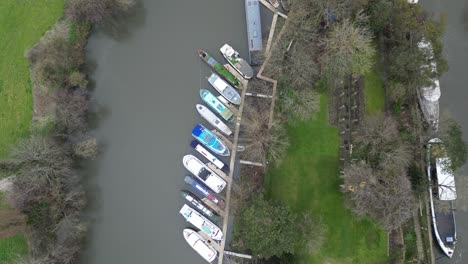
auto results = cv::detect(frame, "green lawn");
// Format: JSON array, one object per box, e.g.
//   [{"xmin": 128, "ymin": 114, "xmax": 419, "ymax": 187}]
[
  {"xmin": 0, "ymin": 0, "xmax": 64, "ymax": 260},
  {"xmin": 0, "ymin": 0, "xmax": 64, "ymax": 157},
  {"xmin": 264, "ymin": 94, "xmax": 388, "ymax": 263},
  {"xmin": 0, "ymin": 234, "xmax": 28, "ymax": 263},
  {"xmin": 364, "ymin": 64, "xmax": 385, "ymax": 115}
]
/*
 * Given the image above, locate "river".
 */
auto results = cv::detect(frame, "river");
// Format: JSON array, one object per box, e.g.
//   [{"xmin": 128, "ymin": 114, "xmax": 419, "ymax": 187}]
[
  {"xmin": 80, "ymin": 1, "xmax": 251, "ymax": 263},
  {"xmin": 421, "ymin": 0, "xmax": 468, "ymax": 263}
]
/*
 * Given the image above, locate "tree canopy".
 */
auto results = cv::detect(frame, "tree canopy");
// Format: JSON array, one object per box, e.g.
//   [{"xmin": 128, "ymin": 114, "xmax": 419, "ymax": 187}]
[
  {"xmin": 236, "ymin": 195, "xmax": 324, "ymax": 259},
  {"xmin": 320, "ymin": 17, "xmax": 375, "ymax": 80}
]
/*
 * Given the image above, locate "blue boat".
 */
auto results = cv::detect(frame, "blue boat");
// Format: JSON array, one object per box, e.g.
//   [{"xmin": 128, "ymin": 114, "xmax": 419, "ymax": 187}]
[
  {"xmin": 200, "ymin": 89, "xmax": 234, "ymax": 123},
  {"xmin": 184, "ymin": 175, "xmax": 225, "ymax": 208},
  {"xmin": 192, "ymin": 124, "xmax": 230, "ymax": 156}
]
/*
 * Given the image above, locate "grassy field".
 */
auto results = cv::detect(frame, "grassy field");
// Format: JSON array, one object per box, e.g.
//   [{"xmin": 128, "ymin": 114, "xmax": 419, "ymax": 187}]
[
  {"xmin": 264, "ymin": 94, "xmax": 388, "ymax": 263},
  {"xmin": 0, "ymin": 234, "xmax": 28, "ymax": 263},
  {"xmin": 364, "ymin": 63, "xmax": 385, "ymax": 115},
  {"xmin": 0, "ymin": 0, "xmax": 64, "ymax": 158},
  {"xmin": 0, "ymin": 193, "xmax": 28, "ymax": 264},
  {"xmin": 0, "ymin": 0, "xmax": 64, "ymax": 261}
]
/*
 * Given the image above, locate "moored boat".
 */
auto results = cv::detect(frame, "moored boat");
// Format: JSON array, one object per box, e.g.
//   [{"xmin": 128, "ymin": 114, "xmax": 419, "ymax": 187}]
[
  {"xmin": 184, "ymin": 175, "xmax": 225, "ymax": 208},
  {"xmin": 196, "ymin": 104, "xmax": 232, "ymax": 136},
  {"xmin": 197, "ymin": 49, "xmax": 239, "ymax": 87},
  {"xmin": 183, "ymin": 154, "xmax": 227, "ymax": 193},
  {"xmin": 180, "ymin": 204, "xmax": 223, "ymax": 241},
  {"xmin": 192, "ymin": 124, "xmax": 230, "ymax": 156},
  {"xmin": 219, "ymin": 44, "xmax": 254, "ymax": 79},
  {"xmin": 181, "ymin": 190, "xmax": 218, "ymax": 219},
  {"xmin": 207, "ymin": 73, "xmax": 241, "ymax": 105},
  {"xmin": 427, "ymin": 138, "xmax": 457, "ymax": 258},
  {"xmin": 183, "ymin": 228, "xmax": 217, "ymax": 263},
  {"xmin": 190, "ymin": 140, "xmax": 229, "ymax": 173},
  {"xmin": 268, "ymin": 0, "xmax": 280, "ymax": 8},
  {"xmin": 200, "ymin": 89, "xmax": 234, "ymax": 123}
]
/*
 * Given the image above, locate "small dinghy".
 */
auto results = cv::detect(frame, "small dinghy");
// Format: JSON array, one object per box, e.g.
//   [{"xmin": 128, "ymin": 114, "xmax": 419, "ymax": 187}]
[
  {"xmin": 196, "ymin": 104, "xmax": 232, "ymax": 136},
  {"xmin": 180, "ymin": 204, "xmax": 223, "ymax": 241},
  {"xmin": 183, "ymin": 229, "xmax": 217, "ymax": 263},
  {"xmin": 207, "ymin": 73, "xmax": 241, "ymax": 105}
]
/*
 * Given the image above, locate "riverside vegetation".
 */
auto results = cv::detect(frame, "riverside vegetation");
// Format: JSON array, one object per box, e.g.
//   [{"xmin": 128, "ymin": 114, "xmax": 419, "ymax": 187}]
[
  {"xmin": 230, "ymin": 0, "xmax": 466, "ymax": 263},
  {"xmin": 0, "ymin": 0, "xmax": 136, "ymax": 263}
]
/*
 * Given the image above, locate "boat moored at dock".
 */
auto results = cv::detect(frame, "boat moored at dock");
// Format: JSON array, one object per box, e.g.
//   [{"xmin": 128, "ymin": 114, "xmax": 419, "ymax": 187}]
[
  {"xmin": 192, "ymin": 124, "xmax": 230, "ymax": 156},
  {"xmin": 181, "ymin": 190, "xmax": 218, "ymax": 219},
  {"xmin": 183, "ymin": 154, "xmax": 227, "ymax": 193},
  {"xmin": 200, "ymin": 89, "xmax": 234, "ymax": 123},
  {"xmin": 180, "ymin": 204, "xmax": 223, "ymax": 241},
  {"xmin": 191, "ymin": 140, "xmax": 229, "ymax": 173},
  {"xmin": 184, "ymin": 175, "xmax": 225, "ymax": 208},
  {"xmin": 196, "ymin": 104, "xmax": 232, "ymax": 136},
  {"xmin": 207, "ymin": 73, "xmax": 241, "ymax": 105},
  {"xmin": 198, "ymin": 49, "xmax": 239, "ymax": 87},
  {"xmin": 427, "ymin": 138, "xmax": 457, "ymax": 258},
  {"xmin": 183, "ymin": 228, "xmax": 218, "ymax": 263},
  {"xmin": 219, "ymin": 44, "xmax": 254, "ymax": 79}
]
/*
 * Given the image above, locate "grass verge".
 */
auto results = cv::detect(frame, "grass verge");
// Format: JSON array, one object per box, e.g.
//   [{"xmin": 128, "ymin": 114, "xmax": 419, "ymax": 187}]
[
  {"xmin": 0, "ymin": 234, "xmax": 28, "ymax": 264},
  {"xmin": 364, "ymin": 61, "xmax": 385, "ymax": 114},
  {"xmin": 264, "ymin": 93, "xmax": 388, "ymax": 263},
  {"xmin": 0, "ymin": 0, "xmax": 64, "ymax": 157},
  {"xmin": 0, "ymin": 0, "xmax": 64, "ymax": 260}
]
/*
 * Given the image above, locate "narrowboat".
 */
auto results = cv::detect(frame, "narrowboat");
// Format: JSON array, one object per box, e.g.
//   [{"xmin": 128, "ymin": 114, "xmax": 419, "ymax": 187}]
[
  {"xmin": 200, "ymin": 89, "xmax": 234, "ymax": 123},
  {"xmin": 184, "ymin": 175, "xmax": 225, "ymax": 208}
]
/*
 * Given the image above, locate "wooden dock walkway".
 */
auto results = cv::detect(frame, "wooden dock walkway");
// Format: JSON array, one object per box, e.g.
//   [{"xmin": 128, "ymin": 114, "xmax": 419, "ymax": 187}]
[
  {"xmin": 215, "ymin": 4, "xmax": 289, "ymax": 263},
  {"xmin": 217, "ymin": 79, "xmax": 249, "ymax": 264}
]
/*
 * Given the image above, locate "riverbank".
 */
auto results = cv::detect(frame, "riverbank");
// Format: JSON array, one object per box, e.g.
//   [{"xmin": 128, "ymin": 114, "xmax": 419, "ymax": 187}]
[{"xmin": 0, "ymin": 0, "xmax": 63, "ymax": 262}]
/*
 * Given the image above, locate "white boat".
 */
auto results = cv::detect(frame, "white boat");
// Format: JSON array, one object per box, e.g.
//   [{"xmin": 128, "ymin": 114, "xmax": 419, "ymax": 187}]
[
  {"xmin": 191, "ymin": 140, "xmax": 230, "ymax": 174},
  {"xmin": 183, "ymin": 155, "xmax": 227, "ymax": 193},
  {"xmin": 183, "ymin": 228, "xmax": 217, "ymax": 263},
  {"xmin": 180, "ymin": 204, "xmax": 223, "ymax": 241},
  {"xmin": 427, "ymin": 138, "xmax": 457, "ymax": 258},
  {"xmin": 196, "ymin": 104, "xmax": 232, "ymax": 136},
  {"xmin": 219, "ymin": 44, "xmax": 254, "ymax": 79},
  {"xmin": 207, "ymin": 73, "xmax": 241, "ymax": 105}
]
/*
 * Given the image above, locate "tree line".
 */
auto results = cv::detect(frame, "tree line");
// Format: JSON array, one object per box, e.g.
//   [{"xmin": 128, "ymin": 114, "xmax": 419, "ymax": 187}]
[{"xmin": 0, "ymin": 1, "xmax": 136, "ymax": 263}]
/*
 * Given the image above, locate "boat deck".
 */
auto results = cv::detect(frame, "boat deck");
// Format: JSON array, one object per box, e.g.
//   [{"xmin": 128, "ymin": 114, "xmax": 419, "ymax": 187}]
[
  {"xmin": 237, "ymin": 60, "xmax": 254, "ymax": 78},
  {"xmin": 435, "ymin": 209, "xmax": 456, "ymax": 243}
]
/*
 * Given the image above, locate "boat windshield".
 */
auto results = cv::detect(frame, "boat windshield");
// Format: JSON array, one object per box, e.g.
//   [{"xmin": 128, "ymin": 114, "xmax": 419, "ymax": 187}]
[
  {"xmin": 198, "ymin": 168, "xmax": 210, "ymax": 180},
  {"xmin": 203, "ymin": 133, "xmax": 213, "ymax": 144}
]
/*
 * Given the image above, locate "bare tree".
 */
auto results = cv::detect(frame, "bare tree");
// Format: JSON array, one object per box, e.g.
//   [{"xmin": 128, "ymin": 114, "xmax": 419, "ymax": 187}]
[
  {"xmin": 65, "ymin": 0, "xmax": 136, "ymax": 24},
  {"xmin": 320, "ymin": 17, "xmax": 375, "ymax": 80},
  {"xmin": 54, "ymin": 88, "xmax": 89, "ymax": 136},
  {"xmin": 354, "ymin": 114, "xmax": 412, "ymax": 169},
  {"xmin": 341, "ymin": 162, "xmax": 416, "ymax": 230},
  {"xmin": 72, "ymin": 136, "xmax": 98, "ymax": 159},
  {"xmin": 278, "ymin": 85, "xmax": 320, "ymax": 122},
  {"xmin": 241, "ymin": 104, "xmax": 289, "ymax": 165}
]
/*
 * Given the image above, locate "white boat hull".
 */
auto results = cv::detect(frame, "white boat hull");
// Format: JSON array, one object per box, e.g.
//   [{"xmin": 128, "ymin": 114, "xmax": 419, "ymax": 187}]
[
  {"xmin": 180, "ymin": 204, "xmax": 223, "ymax": 241},
  {"xmin": 183, "ymin": 229, "xmax": 217, "ymax": 263},
  {"xmin": 196, "ymin": 104, "xmax": 232, "ymax": 136}
]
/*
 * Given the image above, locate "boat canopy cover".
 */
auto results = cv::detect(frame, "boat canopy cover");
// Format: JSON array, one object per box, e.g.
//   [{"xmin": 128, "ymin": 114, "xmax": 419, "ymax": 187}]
[
  {"xmin": 436, "ymin": 157, "xmax": 457, "ymax": 201},
  {"xmin": 213, "ymin": 77, "xmax": 228, "ymax": 92},
  {"xmin": 192, "ymin": 124, "xmax": 203, "ymax": 137}
]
